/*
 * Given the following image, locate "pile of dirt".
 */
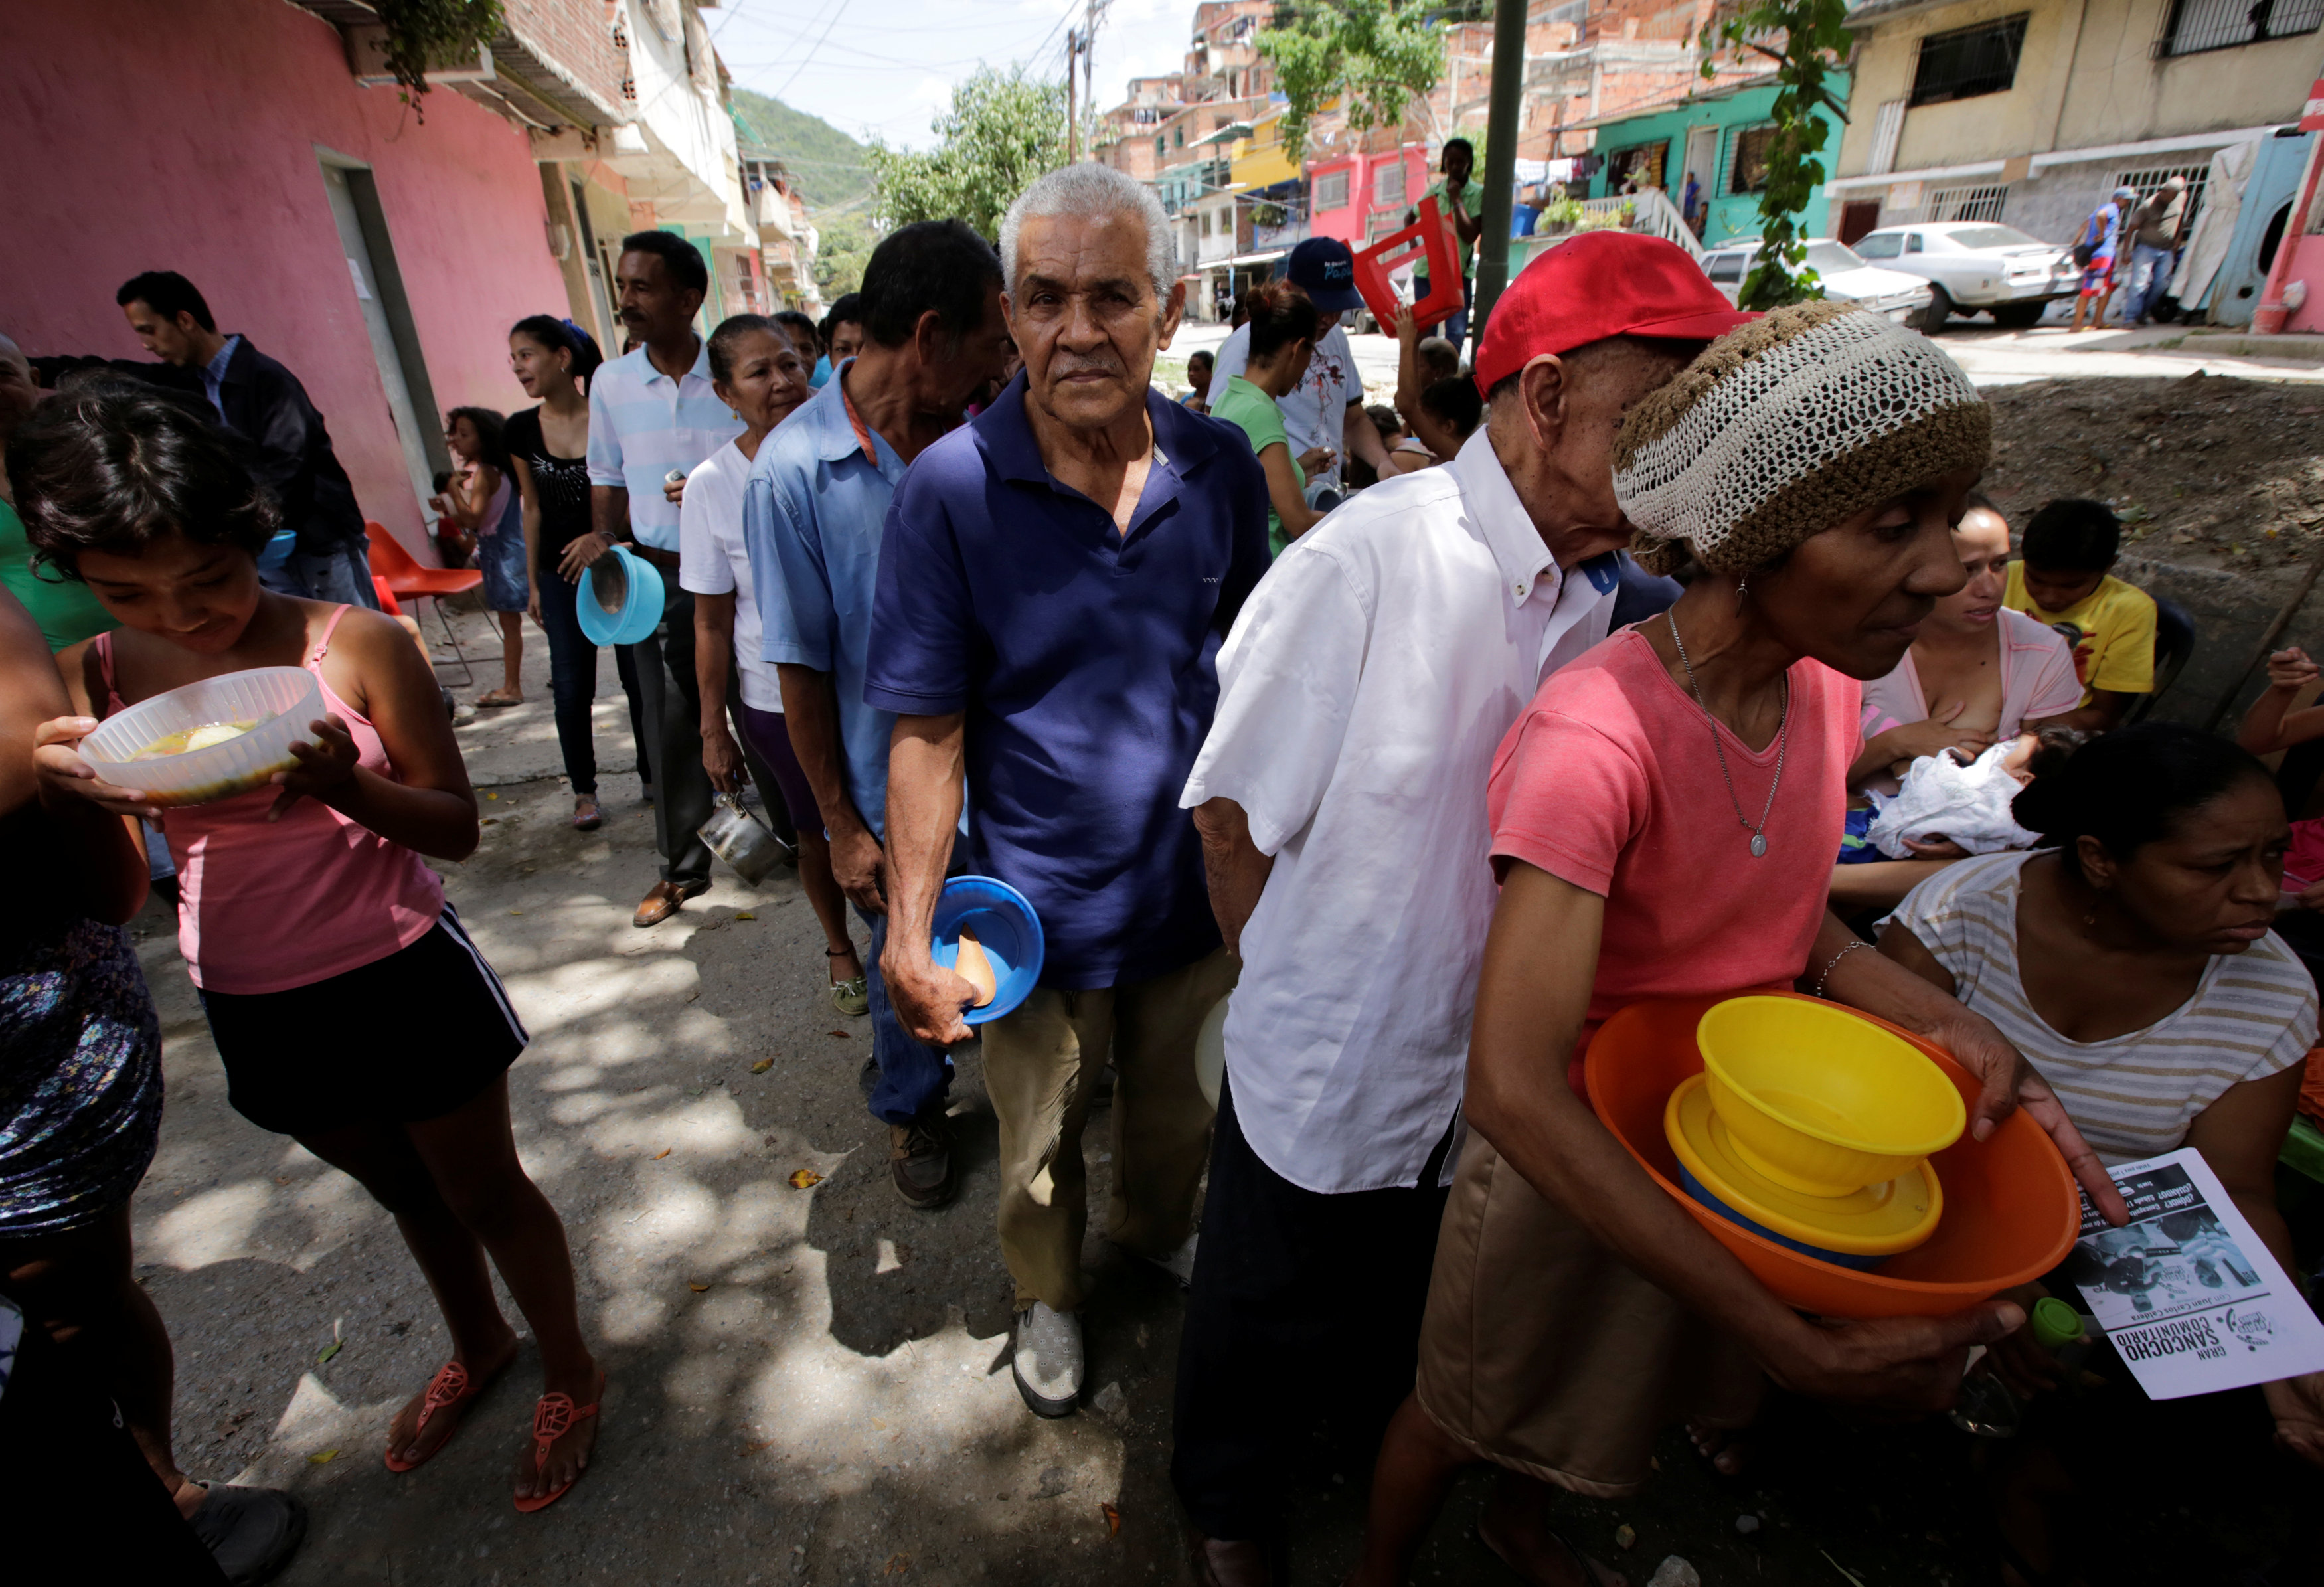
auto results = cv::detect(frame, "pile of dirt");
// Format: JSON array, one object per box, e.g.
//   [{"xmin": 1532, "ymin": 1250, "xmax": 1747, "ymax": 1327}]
[{"xmin": 1981, "ymin": 373, "xmax": 2324, "ymax": 579}]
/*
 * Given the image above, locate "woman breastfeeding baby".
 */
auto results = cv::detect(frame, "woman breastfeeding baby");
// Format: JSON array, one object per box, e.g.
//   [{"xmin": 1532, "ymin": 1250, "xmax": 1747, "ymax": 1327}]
[
  {"xmin": 1833, "ymin": 496, "xmax": 2086, "ymax": 916},
  {"xmin": 15, "ymin": 384, "xmax": 603, "ymax": 1513}
]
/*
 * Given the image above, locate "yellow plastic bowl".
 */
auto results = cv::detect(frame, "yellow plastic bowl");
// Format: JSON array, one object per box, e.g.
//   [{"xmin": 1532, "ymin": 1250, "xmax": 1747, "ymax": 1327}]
[{"xmin": 1697, "ymin": 995, "xmax": 1966, "ymax": 1197}]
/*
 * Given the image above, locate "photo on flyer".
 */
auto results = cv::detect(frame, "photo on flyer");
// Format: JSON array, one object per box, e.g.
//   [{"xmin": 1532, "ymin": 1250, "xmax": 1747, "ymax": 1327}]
[{"xmin": 2060, "ymin": 1148, "xmax": 2324, "ymax": 1400}]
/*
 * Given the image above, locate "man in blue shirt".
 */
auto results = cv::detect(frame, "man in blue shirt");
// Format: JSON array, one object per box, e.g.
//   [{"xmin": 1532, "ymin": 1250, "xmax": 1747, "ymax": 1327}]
[
  {"xmin": 871, "ymin": 164, "xmax": 1270, "ymax": 1421},
  {"xmin": 580, "ymin": 232, "xmax": 742, "ymax": 927},
  {"xmin": 750, "ymin": 223, "xmax": 1015, "ymax": 1209}
]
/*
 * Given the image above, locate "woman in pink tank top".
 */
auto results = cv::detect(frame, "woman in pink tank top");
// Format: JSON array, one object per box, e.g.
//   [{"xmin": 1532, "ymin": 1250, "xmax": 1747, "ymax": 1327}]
[{"xmin": 21, "ymin": 384, "xmax": 602, "ymax": 1513}]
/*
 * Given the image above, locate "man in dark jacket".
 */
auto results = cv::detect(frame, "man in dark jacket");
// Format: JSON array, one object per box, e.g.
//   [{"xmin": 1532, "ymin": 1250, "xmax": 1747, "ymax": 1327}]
[
  {"xmin": 116, "ymin": 271, "xmax": 378, "ymax": 606},
  {"xmin": 2121, "ymin": 177, "xmax": 2191, "ymax": 326}
]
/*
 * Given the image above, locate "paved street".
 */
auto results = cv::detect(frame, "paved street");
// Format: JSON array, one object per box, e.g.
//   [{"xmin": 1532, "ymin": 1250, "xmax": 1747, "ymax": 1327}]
[{"xmin": 1170, "ymin": 316, "xmax": 2324, "ymax": 408}]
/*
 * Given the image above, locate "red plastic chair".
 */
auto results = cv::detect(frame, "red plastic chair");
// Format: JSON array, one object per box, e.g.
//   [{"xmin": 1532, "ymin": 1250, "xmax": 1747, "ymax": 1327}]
[
  {"xmin": 365, "ymin": 522, "xmax": 481, "ymax": 684},
  {"xmin": 1351, "ymin": 197, "xmax": 1467, "ymax": 334}
]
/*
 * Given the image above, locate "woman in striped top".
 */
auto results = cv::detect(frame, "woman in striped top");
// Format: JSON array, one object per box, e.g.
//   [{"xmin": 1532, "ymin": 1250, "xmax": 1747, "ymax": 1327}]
[{"xmin": 1879, "ymin": 724, "xmax": 2324, "ymax": 1537}]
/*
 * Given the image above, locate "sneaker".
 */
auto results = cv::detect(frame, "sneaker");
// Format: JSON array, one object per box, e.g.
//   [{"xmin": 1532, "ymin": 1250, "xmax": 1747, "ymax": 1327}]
[
  {"xmin": 1011, "ymin": 1301, "xmax": 1083, "ymax": 1418},
  {"xmin": 831, "ymin": 974, "xmax": 869, "ymax": 1017},
  {"xmin": 187, "ymin": 1482, "xmax": 308, "ymax": 1585},
  {"xmin": 889, "ymin": 1110, "xmax": 955, "ymax": 1209}
]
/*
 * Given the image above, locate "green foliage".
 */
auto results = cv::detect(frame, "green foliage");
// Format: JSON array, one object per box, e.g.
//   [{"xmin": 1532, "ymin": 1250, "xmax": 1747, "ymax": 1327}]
[
  {"xmin": 730, "ymin": 90, "xmax": 874, "ymax": 213},
  {"xmin": 814, "ymin": 213, "xmax": 874, "ymax": 298},
  {"xmin": 1536, "ymin": 195, "xmax": 1585, "ymax": 229},
  {"xmin": 868, "ymin": 66, "xmax": 1068, "ymax": 238},
  {"xmin": 1258, "ymin": 0, "xmax": 1445, "ymax": 165},
  {"xmin": 1699, "ymin": 0, "xmax": 1852, "ymax": 309},
  {"xmin": 373, "ymin": 0, "xmax": 503, "ymax": 118}
]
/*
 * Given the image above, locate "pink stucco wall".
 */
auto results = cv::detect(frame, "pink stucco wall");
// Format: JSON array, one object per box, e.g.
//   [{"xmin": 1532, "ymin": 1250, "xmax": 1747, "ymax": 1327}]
[
  {"xmin": 2283, "ymin": 236, "xmax": 2324, "ymax": 335},
  {"xmin": 1309, "ymin": 148, "xmax": 1432, "ymax": 252},
  {"xmin": 3, "ymin": 0, "xmax": 574, "ymax": 554}
]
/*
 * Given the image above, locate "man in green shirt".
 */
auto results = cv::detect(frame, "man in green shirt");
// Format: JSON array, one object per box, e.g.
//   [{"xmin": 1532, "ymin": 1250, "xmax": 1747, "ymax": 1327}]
[{"xmin": 1416, "ymin": 138, "xmax": 1485, "ymax": 353}]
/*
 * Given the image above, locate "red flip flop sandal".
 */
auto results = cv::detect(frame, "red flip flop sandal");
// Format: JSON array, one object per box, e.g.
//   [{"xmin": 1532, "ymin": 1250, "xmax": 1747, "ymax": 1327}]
[
  {"xmin": 513, "ymin": 1372, "xmax": 606, "ymax": 1513},
  {"xmin": 383, "ymin": 1360, "xmax": 487, "ymax": 1473}
]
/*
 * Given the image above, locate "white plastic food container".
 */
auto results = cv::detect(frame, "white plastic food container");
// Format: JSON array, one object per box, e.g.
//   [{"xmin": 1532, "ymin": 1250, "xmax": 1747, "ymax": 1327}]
[{"xmin": 80, "ymin": 666, "xmax": 324, "ymax": 807}]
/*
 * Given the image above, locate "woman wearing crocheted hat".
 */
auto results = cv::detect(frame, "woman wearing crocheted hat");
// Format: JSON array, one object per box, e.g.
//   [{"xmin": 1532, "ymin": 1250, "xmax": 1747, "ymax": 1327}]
[{"xmin": 1347, "ymin": 302, "xmax": 2129, "ymax": 1587}]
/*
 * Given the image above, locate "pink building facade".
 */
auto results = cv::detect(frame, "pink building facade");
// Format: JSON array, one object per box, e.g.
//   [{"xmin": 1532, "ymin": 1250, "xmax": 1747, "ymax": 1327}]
[
  {"xmin": 1306, "ymin": 145, "xmax": 1433, "ymax": 252},
  {"xmin": 5, "ymin": 0, "xmax": 580, "ymax": 558}
]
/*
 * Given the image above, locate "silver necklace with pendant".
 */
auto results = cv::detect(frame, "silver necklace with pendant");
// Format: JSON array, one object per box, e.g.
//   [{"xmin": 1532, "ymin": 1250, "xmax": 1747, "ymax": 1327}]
[{"xmin": 1666, "ymin": 610, "xmax": 1787, "ymax": 858}]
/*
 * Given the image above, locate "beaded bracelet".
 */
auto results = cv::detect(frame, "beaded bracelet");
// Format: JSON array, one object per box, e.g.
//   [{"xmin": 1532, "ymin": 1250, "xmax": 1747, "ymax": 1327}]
[{"xmin": 1812, "ymin": 938, "xmax": 1874, "ymax": 999}]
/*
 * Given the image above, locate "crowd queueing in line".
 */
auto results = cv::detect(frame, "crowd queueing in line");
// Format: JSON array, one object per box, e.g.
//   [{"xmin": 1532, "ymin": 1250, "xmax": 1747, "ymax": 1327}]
[{"xmin": 0, "ymin": 155, "xmax": 2319, "ymax": 1587}]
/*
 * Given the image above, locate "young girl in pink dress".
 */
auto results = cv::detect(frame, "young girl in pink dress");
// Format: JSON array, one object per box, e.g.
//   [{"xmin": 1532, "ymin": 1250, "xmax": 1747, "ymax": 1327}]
[{"xmin": 19, "ymin": 382, "xmax": 603, "ymax": 1513}]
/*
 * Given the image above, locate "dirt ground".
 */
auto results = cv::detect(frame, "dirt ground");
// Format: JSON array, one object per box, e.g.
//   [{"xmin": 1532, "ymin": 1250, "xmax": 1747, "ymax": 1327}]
[
  {"xmin": 1981, "ymin": 372, "xmax": 2324, "ymax": 576},
  {"xmin": 127, "ymin": 365, "xmax": 2324, "ymax": 1583}
]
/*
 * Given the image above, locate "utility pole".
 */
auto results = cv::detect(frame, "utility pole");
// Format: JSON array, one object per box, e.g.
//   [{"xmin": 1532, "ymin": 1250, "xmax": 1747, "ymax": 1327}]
[
  {"xmin": 1470, "ymin": 0, "xmax": 1529, "ymax": 356},
  {"xmin": 1067, "ymin": 25, "xmax": 1081, "ymax": 163}
]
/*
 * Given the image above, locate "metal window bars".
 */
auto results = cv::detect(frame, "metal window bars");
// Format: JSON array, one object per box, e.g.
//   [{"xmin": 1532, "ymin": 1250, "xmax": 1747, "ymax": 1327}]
[
  {"xmin": 1923, "ymin": 183, "xmax": 2011, "ymax": 224},
  {"xmin": 2155, "ymin": 0, "xmax": 2324, "ymax": 54}
]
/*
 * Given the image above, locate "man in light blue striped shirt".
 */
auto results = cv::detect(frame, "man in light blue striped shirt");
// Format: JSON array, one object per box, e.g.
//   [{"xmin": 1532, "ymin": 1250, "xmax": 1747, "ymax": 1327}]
[{"xmin": 582, "ymin": 230, "xmax": 742, "ymax": 926}]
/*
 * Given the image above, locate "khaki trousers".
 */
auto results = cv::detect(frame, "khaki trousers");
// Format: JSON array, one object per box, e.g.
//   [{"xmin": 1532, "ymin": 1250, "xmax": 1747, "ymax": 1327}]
[{"xmin": 979, "ymin": 947, "xmax": 1235, "ymax": 1312}]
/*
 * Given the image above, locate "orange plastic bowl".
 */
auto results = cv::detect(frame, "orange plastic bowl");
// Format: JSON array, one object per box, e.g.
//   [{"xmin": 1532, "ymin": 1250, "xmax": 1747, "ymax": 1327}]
[{"xmin": 1585, "ymin": 993, "xmax": 2080, "ymax": 1319}]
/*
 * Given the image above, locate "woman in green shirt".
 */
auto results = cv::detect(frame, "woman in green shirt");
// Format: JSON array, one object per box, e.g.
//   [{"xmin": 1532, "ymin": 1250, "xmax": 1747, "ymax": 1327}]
[
  {"xmin": 0, "ymin": 339, "xmax": 114, "ymax": 651},
  {"xmin": 1207, "ymin": 282, "xmax": 1329, "ymax": 557}
]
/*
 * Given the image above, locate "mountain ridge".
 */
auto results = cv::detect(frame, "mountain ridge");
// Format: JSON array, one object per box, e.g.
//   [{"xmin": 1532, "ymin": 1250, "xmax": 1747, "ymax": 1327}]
[{"xmin": 729, "ymin": 88, "xmax": 874, "ymax": 216}]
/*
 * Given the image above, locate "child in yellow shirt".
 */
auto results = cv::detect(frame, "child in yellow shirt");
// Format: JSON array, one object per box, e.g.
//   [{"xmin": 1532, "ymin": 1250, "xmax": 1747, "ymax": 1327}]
[{"xmin": 2003, "ymin": 497, "xmax": 2157, "ymax": 731}]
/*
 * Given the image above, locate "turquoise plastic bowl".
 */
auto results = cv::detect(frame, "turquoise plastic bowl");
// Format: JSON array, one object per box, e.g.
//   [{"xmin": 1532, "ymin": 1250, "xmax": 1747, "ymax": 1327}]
[
  {"xmin": 577, "ymin": 544, "xmax": 665, "ymax": 646},
  {"xmin": 932, "ymin": 876, "xmax": 1043, "ymax": 1026}
]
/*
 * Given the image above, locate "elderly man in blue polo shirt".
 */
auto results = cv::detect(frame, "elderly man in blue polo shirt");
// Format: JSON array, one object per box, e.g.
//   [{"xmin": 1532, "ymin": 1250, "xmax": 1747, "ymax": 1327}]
[{"xmin": 871, "ymin": 163, "xmax": 1272, "ymax": 1421}]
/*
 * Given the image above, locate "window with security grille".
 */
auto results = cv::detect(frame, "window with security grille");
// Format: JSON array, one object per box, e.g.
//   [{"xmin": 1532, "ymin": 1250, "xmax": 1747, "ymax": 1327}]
[
  {"xmin": 1315, "ymin": 170, "xmax": 1351, "ymax": 211},
  {"xmin": 2157, "ymin": 0, "xmax": 2323, "ymax": 54},
  {"xmin": 1727, "ymin": 126, "xmax": 1776, "ymax": 195},
  {"xmin": 2114, "ymin": 163, "xmax": 2212, "ymax": 226},
  {"xmin": 1910, "ymin": 15, "xmax": 2029, "ymax": 106},
  {"xmin": 1375, "ymin": 161, "xmax": 1406, "ymax": 206},
  {"xmin": 1926, "ymin": 183, "xmax": 2010, "ymax": 223}
]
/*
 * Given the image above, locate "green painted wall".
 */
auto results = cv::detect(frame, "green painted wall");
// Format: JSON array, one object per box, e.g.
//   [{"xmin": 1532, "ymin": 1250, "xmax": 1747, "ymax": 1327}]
[{"xmin": 1588, "ymin": 74, "xmax": 1852, "ymax": 248}]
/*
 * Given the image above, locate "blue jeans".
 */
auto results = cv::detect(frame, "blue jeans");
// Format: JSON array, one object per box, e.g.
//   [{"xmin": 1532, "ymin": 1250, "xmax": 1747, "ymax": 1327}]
[
  {"xmin": 1412, "ymin": 274, "xmax": 1473, "ymax": 353},
  {"xmin": 2123, "ymin": 242, "xmax": 2174, "ymax": 323},
  {"xmin": 265, "ymin": 537, "xmax": 381, "ymax": 608},
  {"xmin": 531, "ymin": 566, "xmax": 600, "ymax": 797},
  {"xmin": 859, "ymin": 904, "xmax": 952, "ymax": 1127}
]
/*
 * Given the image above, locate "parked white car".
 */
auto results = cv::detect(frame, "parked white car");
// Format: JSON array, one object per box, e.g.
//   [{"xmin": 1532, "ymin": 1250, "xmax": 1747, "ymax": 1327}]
[
  {"xmin": 1849, "ymin": 222, "xmax": 2078, "ymax": 329},
  {"xmin": 1699, "ymin": 240, "xmax": 1936, "ymax": 323}
]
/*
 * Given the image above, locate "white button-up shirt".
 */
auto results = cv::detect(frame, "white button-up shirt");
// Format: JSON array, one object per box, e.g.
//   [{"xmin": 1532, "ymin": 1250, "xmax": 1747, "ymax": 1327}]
[
  {"xmin": 585, "ymin": 341, "xmax": 742, "ymax": 552},
  {"xmin": 1180, "ymin": 430, "xmax": 1620, "ymax": 1194}
]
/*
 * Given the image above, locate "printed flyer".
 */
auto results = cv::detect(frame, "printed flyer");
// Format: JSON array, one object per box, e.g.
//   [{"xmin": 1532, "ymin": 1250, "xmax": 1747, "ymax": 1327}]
[{"xmin": 2062, "ymin": 1148, "xmax": 2324, "ymax": 1400}]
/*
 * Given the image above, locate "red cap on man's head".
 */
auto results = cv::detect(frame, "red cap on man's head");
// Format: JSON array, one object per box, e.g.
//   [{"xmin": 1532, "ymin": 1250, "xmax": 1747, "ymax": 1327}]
[{"xmin": 1471, "ymin": 232, "xmax": 1757, "ymax": 396}]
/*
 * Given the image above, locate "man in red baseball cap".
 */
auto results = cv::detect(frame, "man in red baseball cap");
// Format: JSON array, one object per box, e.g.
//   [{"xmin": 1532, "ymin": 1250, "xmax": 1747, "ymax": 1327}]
[
  {"xmin": 1169, "ymin": 231, "xmax": 1751, "ymax": 1586},
  {"xmin": 1471, "ymin": 228, "xmax": 1757, "ymax": 394}
]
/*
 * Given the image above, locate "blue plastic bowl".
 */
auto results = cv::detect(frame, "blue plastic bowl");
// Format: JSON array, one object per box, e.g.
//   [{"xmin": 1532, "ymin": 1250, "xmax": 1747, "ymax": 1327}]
[
  {"xmin": 1677, "ymin": 1165, "xmax": 1890, "ymax": 1272},
  {"xmin": 932, "ymin": 875, "xmax": 1043, "ymax": 1026},
  {"xmin": 577, "ymin": 544, "xmax": 665, "ymax": 646}
]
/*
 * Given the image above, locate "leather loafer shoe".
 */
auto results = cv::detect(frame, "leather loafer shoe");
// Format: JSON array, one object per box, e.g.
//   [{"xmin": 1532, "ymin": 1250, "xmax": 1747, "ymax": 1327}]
[
  {"xmin": 633, "ymin": 878, "xmax": 708, "ymax": 928},
  {"xmin": 889, "ymin": 1110, "xmax": 955, "ymax": 1208},
  {"xmin": 1186, "ymin": 1527, "xmax": 1282, "ymax": 1587}
]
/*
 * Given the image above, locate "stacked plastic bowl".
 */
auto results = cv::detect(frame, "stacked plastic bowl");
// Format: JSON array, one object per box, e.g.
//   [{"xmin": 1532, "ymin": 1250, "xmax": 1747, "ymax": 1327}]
[
  {"xmin": 79, "ymin": 666, "xmax": 323, "ymax": 808},
  {"xmin": 1663, "ymin": 996, "xmax": 1967, "ymax": 1270}
]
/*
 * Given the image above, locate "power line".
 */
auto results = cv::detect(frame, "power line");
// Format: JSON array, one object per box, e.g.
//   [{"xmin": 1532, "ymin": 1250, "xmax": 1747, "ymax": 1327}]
[{"xmin": 770, "ymin": 0, "xmax": 855, "ymax": 96}]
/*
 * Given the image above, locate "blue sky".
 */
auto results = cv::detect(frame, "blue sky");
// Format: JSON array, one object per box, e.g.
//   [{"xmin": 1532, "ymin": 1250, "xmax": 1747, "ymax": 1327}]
[{"xmin": 712, "ymin": 0, "xmax": 1197, "ymax": 152}]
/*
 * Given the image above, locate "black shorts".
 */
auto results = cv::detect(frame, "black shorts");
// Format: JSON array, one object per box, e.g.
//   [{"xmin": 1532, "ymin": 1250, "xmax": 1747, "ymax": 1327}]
[{"xmin": 197, "ymin": 905, "xmax": 528, "ymax": 1137}]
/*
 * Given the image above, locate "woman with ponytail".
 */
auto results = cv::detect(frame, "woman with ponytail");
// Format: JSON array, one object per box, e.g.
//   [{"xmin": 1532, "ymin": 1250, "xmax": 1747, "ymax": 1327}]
[
  {"xmin": 1880, "ymin": 722, "xmax": 2323, "ymax": 1582},
  {"xmin": 506, "ymin": 316, "xmax": 618, "ymax": 831}
]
